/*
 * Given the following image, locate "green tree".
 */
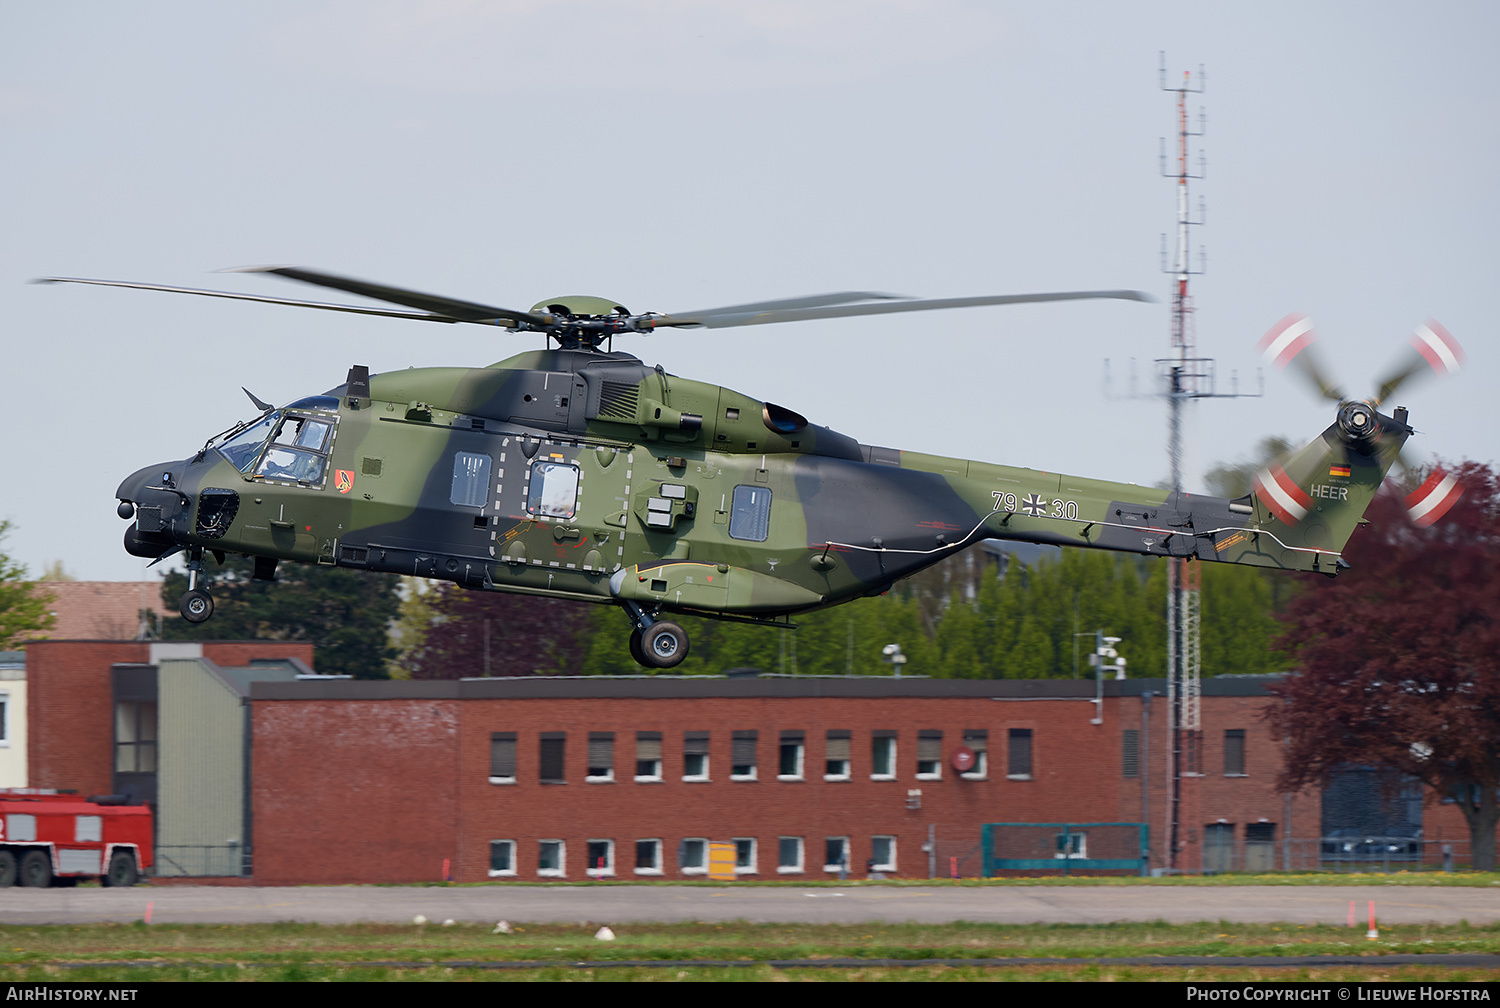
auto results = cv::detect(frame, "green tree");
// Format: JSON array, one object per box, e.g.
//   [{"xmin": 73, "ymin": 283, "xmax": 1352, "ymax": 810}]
[
  {"xmin": 0, "ymin": 522, "xmax": 55, "ymax": 647},
  {"xmin": 159, "ymin": 556, "xmax": 400, "ymax": 678}
]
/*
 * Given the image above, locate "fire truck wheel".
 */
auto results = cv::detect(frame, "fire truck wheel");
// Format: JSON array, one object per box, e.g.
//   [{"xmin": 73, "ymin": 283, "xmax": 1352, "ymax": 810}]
[
  {"xmin": 0, "ymin": 851, "xmax": 15, "ymax": 887},
  {"xmin": 104, "ymin": 851, "xmax": 139, "ymax": 887},
  {"xmin": 19, "ymin": 850, "xmax": 52, "ymax": 888}
]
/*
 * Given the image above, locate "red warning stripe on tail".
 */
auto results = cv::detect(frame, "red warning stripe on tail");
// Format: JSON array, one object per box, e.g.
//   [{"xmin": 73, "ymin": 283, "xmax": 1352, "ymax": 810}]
[
  {"xmin": 1253, "ymin": 465, "xmax": 1313, "ymax": 525},
  {"xmin": 1258, "ymin": 313, "xmax": 1316, "ymax": 369},
  {"xmin": 1405, "ymin": 469, "xmax": 1464, "ymax": 527},
  {"xmin": 1411, "ymin": 320, "xmax": 1464, "ymax": 377}
]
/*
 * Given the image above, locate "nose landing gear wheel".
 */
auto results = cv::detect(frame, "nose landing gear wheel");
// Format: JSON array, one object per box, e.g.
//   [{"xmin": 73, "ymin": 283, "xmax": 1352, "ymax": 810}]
[
  {"xmin": 179, "ymin": 589, "xmax": 214, "ymax": 623},
  {"xmin": 641, "ymin": 621, "xmax": 689, "ymax": 669}
]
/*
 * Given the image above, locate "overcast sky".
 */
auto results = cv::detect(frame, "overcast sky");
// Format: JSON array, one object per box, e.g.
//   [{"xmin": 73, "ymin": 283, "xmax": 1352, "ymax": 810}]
[{"xmin": 3, "ymin": 1, "xmax": 1496, "ymax": 581}]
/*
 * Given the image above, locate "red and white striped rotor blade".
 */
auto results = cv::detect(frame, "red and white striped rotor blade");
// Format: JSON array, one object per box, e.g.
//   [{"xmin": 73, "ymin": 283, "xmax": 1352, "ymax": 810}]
[
  {"xmin": 1253, "ymin": 465, "xmax": 1313, "ymax": 526},
  {"xmin": 1405, "ymin": 468, "xmax": 1465, "ymax": 527}
]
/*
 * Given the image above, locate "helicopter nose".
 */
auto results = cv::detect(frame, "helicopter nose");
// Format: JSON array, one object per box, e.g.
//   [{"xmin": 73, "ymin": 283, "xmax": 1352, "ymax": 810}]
[
  {"xmin": 116, "ymin": 460, "xmax": 194, "ymax": 558},
  {"xmin": 115, "ymin": 461, "xmax": 183, "ymax": 506}
]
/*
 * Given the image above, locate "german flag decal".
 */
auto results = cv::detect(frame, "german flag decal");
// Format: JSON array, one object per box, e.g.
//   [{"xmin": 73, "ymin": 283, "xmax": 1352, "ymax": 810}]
[{"xmin": 1329, "ymin": 464, "xmax": 1351, "ymax": 478}]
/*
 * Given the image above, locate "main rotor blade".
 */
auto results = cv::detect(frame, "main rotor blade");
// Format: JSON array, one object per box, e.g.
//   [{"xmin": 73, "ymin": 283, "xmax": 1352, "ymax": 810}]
[
  {"xmin": 669, "ymin": 291, "xmax": 909, "ymax": 321},
  {"xmin": 1374, "ymin": 320, "xmax": 1464, "ymax": 405},
  {"xmin": 225, "ymin": 266, "xmax": 553, "ymax": 327},
  {"xmin": 34, "ymin": 276, "xmax": 464, "ymax": 324},
  {"xmin": 648, "ymin": 289, "xmax": 1153, "ymax": 329}
]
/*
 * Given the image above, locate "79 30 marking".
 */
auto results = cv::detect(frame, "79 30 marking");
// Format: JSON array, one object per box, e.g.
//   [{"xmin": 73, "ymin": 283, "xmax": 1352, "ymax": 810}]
[{"xmin": 993, "ymin": 491, "xmax": 1078, "ymax": 520}]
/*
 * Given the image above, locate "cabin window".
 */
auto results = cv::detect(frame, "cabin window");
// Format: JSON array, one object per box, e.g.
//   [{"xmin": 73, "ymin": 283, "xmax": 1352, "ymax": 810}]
[
  {"xmin": 526, "ymin": 461, "xmax": 579, "ymax": 519},
  {"xmin": 728, "ymin": 485, "xmax": 772, "ymax": 541},
  {"xmin": 451, "ymin": 452, "xmax": 492, "ymax": 507}
]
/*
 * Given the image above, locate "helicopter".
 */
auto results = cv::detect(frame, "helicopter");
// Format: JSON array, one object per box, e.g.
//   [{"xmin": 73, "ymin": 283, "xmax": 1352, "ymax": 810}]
[{"xmin": 40, "ymin": 267, "xmax": 1461, "ymax": 669}]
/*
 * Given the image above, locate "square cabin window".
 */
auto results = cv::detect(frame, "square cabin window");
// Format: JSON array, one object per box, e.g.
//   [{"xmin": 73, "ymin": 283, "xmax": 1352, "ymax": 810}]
[
  {"xmin": 728, "ymin": 485, "xmax": 772, "ymax": 541},
  {"xmin": 450, "ymin": 451, "xmax": 492, "ymax": 507},
  {"xmin": 526, "ymin": 460, "xmax": 579, "ymax": 519}
]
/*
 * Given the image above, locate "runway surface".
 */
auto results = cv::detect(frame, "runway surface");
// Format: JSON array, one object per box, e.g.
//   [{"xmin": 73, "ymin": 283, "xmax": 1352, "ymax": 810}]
[{"xmin": 4, "ymin": 885, "xmax": 1499, "ymax": 927}]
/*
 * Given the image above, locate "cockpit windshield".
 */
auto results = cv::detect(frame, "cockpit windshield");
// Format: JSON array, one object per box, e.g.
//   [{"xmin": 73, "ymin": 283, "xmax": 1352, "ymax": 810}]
[{"xmin": 215, "ymin": 410, "xmax": 336, "ymax": 483}]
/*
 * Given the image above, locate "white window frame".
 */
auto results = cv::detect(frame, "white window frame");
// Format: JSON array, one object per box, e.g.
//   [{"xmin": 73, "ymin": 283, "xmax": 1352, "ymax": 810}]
[
  {"xmin": 871, "ymin": 736, "xmax": 896, "ymax": 780},
  {"xmin": 683, "ymin": 752, "xmax": 710, "ymax": 782},
  {"xmin": 586, "ymin": 733, "xmax": 615, "ymax": 784},
  {"xmin": 488, "ymin": 732, "xmax": 517, "ymax": 786},
  {"xmin": 733, "ymin": 837, "xmax": 758, "ymax": 875},
  {"xmin": 680, "ymin": 837, "xmax": 708, "ymax": 875},
  {"xmin": 777, "ymin": 739, "xmax": 804, "ymax": 781},
  {"xmin": 961, "ymin": 748, "xmax": 988, "ymax": 781},
  {"xmin": 0, "ymin": 691, "xmax": 9, "ymax": 746},
  {"xmin": 777, "ymin": 835, "xmax": 804, "ymax": 874},
  {"xmin": 731, "ymin": 732, "xmax": 758, "ymax": 781},
  {"xmin": 488, "ymin": 839, "xmax": 517, "ymax": 877},
  {"xmin": 823, "ymin": 836, "xmax": 851, "ymax": 873},
  {"xmin": 538, "ymin": 839, "xmax": 566, "ymax": 878},
  {"xmin": 916, "ymin": 732, "xmax": 943, "ymax": 781},
  {"xmin": 870, "ymin": 835, "xmax": 897, "ymax": 873},
  {"xmin": 634, "ymin": 838, "xmax": 663, "ymax": 876},
  {"xmin": 586, "ymin": 838, "xmax": 615, "ymax": 878},
  {"xmin": 635, "ymin": 759, "xmax": 662, "ymax": 782}
]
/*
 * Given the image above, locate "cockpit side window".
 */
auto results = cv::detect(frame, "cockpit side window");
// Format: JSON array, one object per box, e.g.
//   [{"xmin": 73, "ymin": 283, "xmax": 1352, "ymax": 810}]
[{"xmin": 218, "ymin": 413, "xmax": 281, "ymax": 473}]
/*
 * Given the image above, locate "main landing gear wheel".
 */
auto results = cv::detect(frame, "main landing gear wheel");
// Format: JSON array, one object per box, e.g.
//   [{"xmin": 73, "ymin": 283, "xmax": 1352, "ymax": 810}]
[
  {"xmin": 628, "ymin": 629, "xmax": 647, "ymax": 667},
  {"xmin": 641, "ymin": 621, "xmax": 689, "ymax": 670},
  {"xmin": 179, "ymin": 589, "xmax": 214, "ymax": 623}
]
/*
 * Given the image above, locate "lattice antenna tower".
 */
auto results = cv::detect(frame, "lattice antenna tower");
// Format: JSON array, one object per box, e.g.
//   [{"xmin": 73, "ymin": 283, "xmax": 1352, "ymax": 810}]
[{"xmin": 1155, "ymin": 54, "xmax": 1260, "ymax": 872}]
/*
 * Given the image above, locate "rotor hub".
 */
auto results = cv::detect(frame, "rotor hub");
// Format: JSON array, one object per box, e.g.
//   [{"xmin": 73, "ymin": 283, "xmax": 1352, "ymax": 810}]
[{"xmin": 1337, "ymin": 399, "xmax": 1380, "ymax": 443}]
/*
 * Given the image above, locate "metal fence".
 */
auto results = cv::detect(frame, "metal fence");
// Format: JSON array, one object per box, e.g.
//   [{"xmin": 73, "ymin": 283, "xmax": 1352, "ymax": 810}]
[{"xmin": 153, "ymin": 844, "xmax": 251, "ymax": 878}]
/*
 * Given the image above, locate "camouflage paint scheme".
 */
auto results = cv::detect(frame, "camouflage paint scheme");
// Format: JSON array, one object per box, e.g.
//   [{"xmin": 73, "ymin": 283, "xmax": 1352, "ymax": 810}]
[{"xmin": 118, "ymin": 345, "xmax": 1404, "ymax": 642}]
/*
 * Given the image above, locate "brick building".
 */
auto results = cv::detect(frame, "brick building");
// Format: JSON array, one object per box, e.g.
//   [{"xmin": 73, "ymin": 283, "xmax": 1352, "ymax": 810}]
[{"xmin": 249, "ymin": 674, "xmax": 1319, "ymax": 884}]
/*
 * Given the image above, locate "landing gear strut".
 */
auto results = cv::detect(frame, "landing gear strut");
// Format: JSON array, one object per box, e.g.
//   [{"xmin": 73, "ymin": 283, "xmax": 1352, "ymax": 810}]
[
  {"xmin": 178, "ymin": 549, "xmax": 214, "ymax": 624},
  {"xmin": 622, "ymin": 602, "xmax": 689, "ymax": 670}
]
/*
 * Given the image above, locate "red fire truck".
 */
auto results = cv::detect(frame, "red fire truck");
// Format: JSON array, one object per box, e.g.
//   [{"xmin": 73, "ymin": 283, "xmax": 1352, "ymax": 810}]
[{"xmin": 0, "ymin": 789, "xmax": 152, "ymax": 887}]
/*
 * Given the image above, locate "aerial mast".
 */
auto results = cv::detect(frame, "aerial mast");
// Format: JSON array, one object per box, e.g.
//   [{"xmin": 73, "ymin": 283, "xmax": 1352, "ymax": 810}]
[{"xmin": 1156, "ymin": 55, "xmax": 1257, "ymax": 873}]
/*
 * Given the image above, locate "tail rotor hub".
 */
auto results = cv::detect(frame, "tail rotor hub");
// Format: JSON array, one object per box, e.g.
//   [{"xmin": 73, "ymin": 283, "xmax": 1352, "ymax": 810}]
[{"xmin": 1337, "ymin": 399, "xmax": 1379, "ymax": 443}]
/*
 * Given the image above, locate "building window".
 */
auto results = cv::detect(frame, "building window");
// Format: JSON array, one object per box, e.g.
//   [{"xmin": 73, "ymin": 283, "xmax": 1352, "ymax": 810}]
[
  {"xmin": 489, "ymin": 732, "xmax": 517, "ymax": 784},
  {"xmin": 683, "ymin": 732, "xmax": 710, "ymax": 780},
  {"xmin": 916, "ymin": 730, "xmax": 942, "ymax": 779},
  {"xmin": 1007, "ymin": 728, "xmax": 1033, "ymax": 779},
  {"xmin": 0, "ymin": 691, "xmax": 9, "ymax": 745},
  {"xmin": 734, "ymin": 838, "xmax": 757, "ymax": 875},
  {"xmin": 777, "ymin": 836, "xmax": 804, "ymax": 874},
  {"xmin": 538, "ymin": 839, "xmax": 566, "ymax": 877},
  {"xmin": 539, "ymin": 732, "xmax": 566, "ymax": 784},
  {"xmin": 825, "ymin": 731, "xmax": 851, "ymax": 780},
  {"xmin": 1122, "ymin": 729, "xmax": 1140, "ymax": 778},
  {"xmin": 871, "ymin": 732, "xmax": 896, "ymax": 779},
  {"xmin": 489, "ymin": 840, "xmax": 516, "ymax": 877},
  {"xmin": 586, "ymin": 839, "xmax": 615, "ymax": 877},
  {"xmin": 114, "ymin": 700, "xmax": 158, "ymax": 773},
  {"xmin": 731, "ymin": 731, "xmax": 758, "ymax": 780},
  {"xmin": 1055, "ymin": 832, "xmax": 1087, "ymax": 859},
  {"xmin": 823, "ymin": 836, "xmax": 850, "ymax": 873},
  {"xmin": 778, "ymin": 731, "xmax": 804, "ymax": 780},
  {"xmin": 870, "ymin": 835, "xmax": 897, "ymax": 873},
  {"xmin": 961, "ymin": 729, "xmax": 988, "ymax": 779},
  {"xmin": 635, "ymin": 732, "xmax": 662, "ymax": 781},
  {"xmin": 635, "ymin": 839, "xmax": 663, "ymax": 875},
  {"xmin": 587, "ymin": 732, "xmax": 615, "ymax": 782},
  {"xmin": 1225, "ymin": 729, "xmax": 1247, "ymax": 776},
  {"xmin": 680, "ymin": 837, "xmax": 708, "ymax": 875}
]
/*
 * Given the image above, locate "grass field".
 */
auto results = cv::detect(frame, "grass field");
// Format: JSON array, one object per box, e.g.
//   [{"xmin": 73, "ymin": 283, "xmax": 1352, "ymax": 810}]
[{"xmin": 2, "ymin": 919, "xmax": 1498, "ymax": 982}]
